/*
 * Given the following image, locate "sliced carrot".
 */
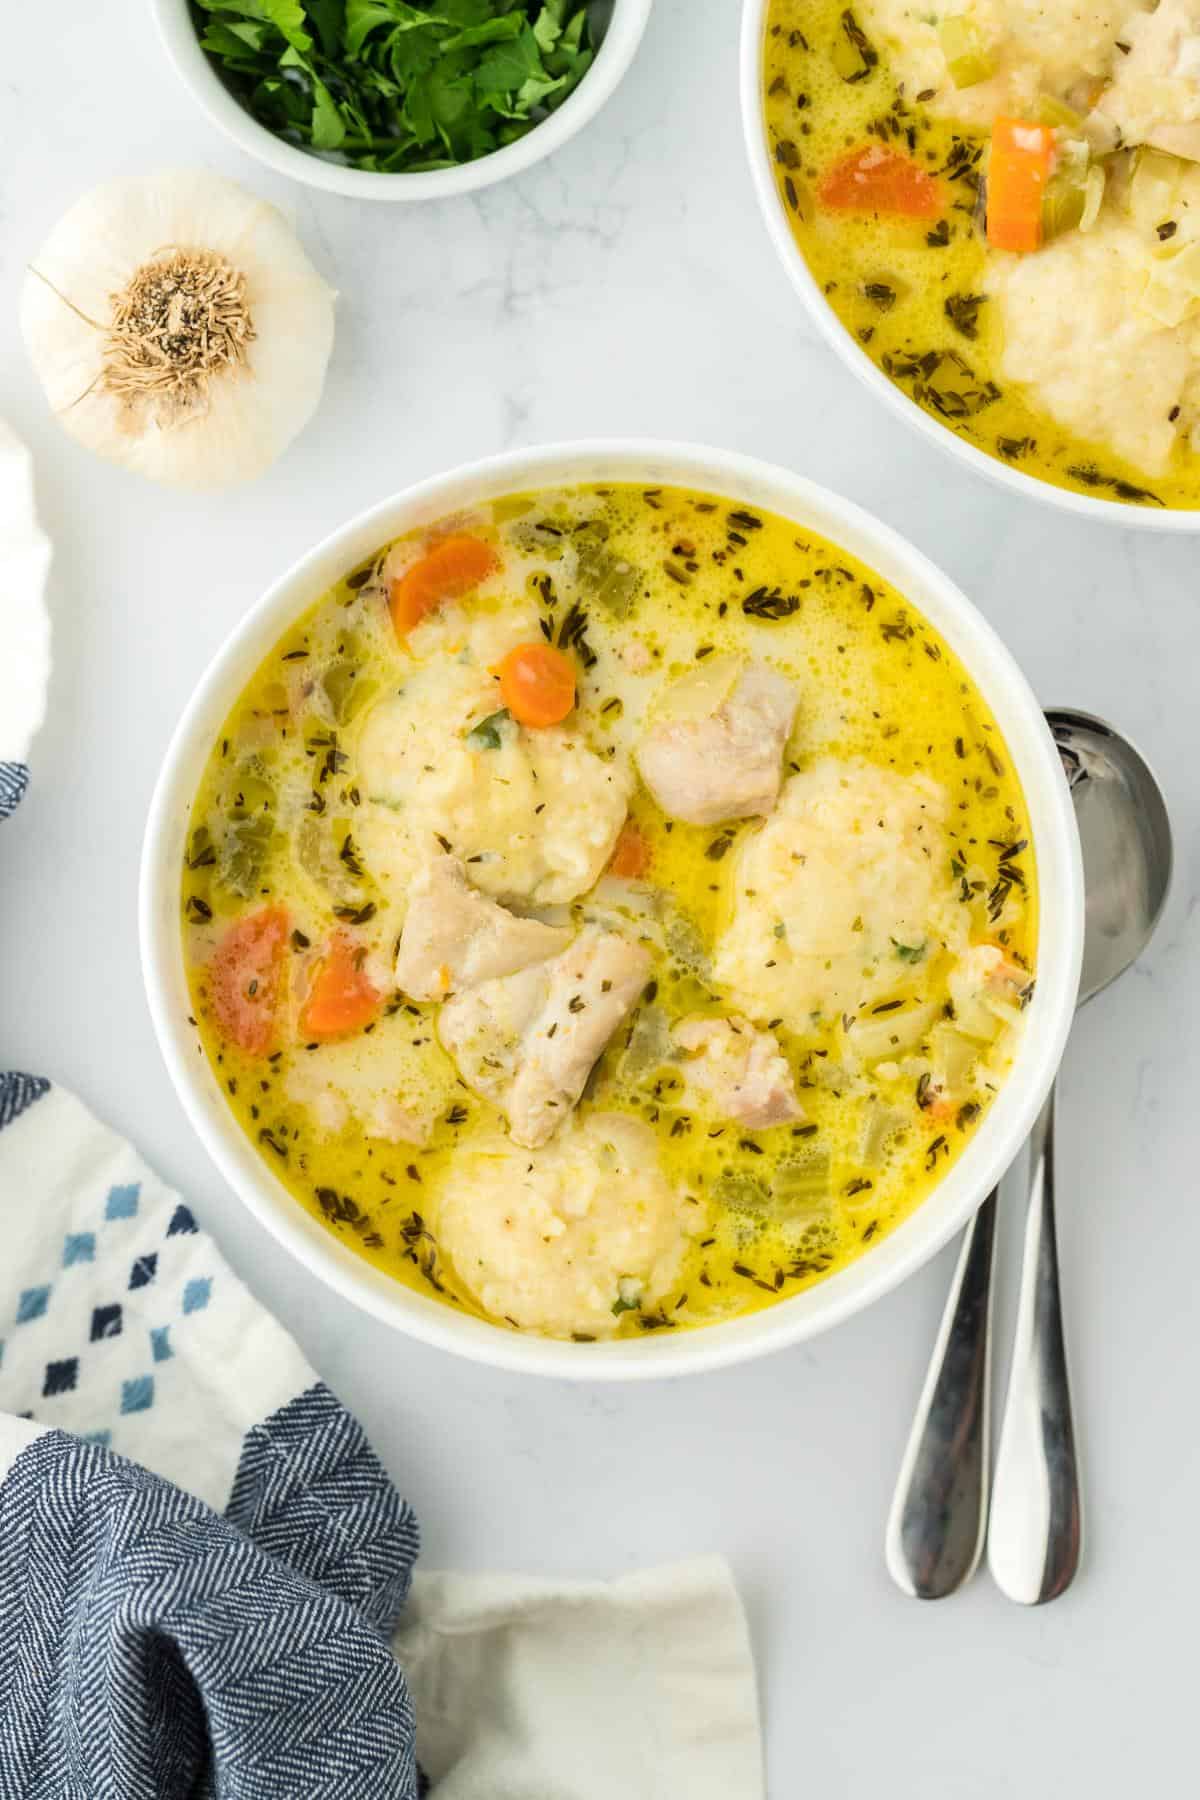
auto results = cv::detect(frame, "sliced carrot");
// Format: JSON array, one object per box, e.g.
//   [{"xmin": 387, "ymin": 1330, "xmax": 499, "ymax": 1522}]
[
  {"xmin": 817, "ymin": 144, "xmax": 941, "ymax": 217},
  {"xmin": 211, "ymin": 906, "xmax": 289, "ymax": 1056},
  {"xmin": 496, "ymin": 642, "xmax": 576, "ymax": 727},
  {"xmin": 608, "ymin": 821, "xmax": 652, "ymax": 880},
  {"xmin": 986, "ymin": 118, "xmax": 1055, "ymax": 253},
  {"xmin": 301, "ymin": 932, "xmax": 382, "ymax": 1040},
  {"xmin": 389, "ymin": 534, "xmax": 499, "ymax": 638}
]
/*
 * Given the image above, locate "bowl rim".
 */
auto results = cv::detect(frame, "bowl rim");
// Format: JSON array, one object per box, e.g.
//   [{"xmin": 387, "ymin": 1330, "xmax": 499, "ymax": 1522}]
[
  {"xmin": 151, "ymin": 0, "xmax": 654, "ymax": 202},
  {"xmin": 737, "ymin": 0, "xmax": 1200, "ymax": 533},
  {"xmin": 139, "ymin": 437, "xmax": 1084, "ymax": 1381}
]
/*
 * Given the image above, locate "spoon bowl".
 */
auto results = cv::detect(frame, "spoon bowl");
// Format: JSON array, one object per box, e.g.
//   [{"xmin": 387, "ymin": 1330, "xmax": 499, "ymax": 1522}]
[{"xmin": 1049, "ymin": 710, "xmax": 1174, "ymax": 1008}]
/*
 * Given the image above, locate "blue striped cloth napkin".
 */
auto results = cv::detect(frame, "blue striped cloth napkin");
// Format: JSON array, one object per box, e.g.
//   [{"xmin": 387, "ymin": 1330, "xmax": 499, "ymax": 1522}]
[{"xmin": 0, "ymin": 1078, "xmax": 423, "ymax": 1796}]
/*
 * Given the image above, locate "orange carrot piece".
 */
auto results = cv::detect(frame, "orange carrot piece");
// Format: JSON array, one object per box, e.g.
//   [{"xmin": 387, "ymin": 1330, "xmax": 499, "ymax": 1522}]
[
  {"xmin": 817, "ymin": 144, "xmax": 941, "ymax": 217},
  {"xmin": 496, "ymin": 642, "xmax": 576, "ymax": 727},
  {"xmin": 210, "ymin": 906, "xmax": 290, "ymax": 1056},
  {"xmin": 389, "ymin": 535, "xmax": 499, "ymax": 637},
  {"xmin": 986, "ymin": 118, "xmax": 1055, "ymax": 253},
  {"xmin": 301, "ymin": 932, "xmax": 382, "ymax": 1040},
  {"xmin": 608, "ymin": 821, "xmax": 652, "ymax": 880}
]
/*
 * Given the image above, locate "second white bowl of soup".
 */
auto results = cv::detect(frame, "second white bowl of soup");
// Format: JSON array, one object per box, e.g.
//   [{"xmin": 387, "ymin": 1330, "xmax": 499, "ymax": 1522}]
[
  {"xmin": 141, "ymin": 441, "xmax": 1082, "ymax": 1378},
  {"xmin": 742, "ymin": 0, "xmax": 1200, "ymax": 527}
]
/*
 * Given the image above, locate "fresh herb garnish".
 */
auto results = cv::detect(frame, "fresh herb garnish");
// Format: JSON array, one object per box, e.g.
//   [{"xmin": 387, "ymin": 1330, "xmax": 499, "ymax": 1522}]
[
  {"xmin": 192, "ymin": 0, "xmax": 598, "ymax": 177},
  {"xmin": 466, "ymin": 708, "xmax": 510, "ymax": 750}
]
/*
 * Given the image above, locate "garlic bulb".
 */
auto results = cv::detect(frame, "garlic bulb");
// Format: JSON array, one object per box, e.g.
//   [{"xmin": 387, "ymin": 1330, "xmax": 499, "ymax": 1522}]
[{"xmin": 20, "ymin": 170, "xmax": 335, "ymax": 490}]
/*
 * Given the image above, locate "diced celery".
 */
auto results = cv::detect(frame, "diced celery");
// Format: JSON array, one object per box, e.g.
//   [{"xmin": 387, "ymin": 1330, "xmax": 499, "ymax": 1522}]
[
  {"xmin": 831, "ymin": 8, "xmax": 878, "ymax": 83},
  {"xmin": 1036, "ymin": 95, "xmax": 1083, "ymax": 132},
  {"xmin": 1041, "ymin": 139, "xmax": 1092, "ymax": 240},
  {"xmin": 772, "ymin": 1152, "xmax": 833, "ymax": 1226},
  {"xmin": 618, "ymin": 1008, "xmax": 673, "ymax": 1083},
  {"xmin": 1127, "ymin": 147, "xmax": 1186, "ymax": 234},
  {"xmin": 294, "ymin": 814, "xmax": 362, "ymax": 905},
  {"xmin": 1042, "ymin": 173, "xmax": 1087, "ymax": 239},
  {"xmin": 218, "ymin": 815, "xmax": 273, "ymax": 897},
  {"xmin": 714, "ymin": 1172, "xmax": 771, "ymax": 1216},
  {"xmin": 844, "ymin": 999, "xmax": 938, "ymax": 1064},
  {"xmin": 322, "ymin": 659, "xmax": 377, "ymax": 724},
  {"xmin": 938, "ymin": 15, "xmax": 993, "ymax": 88},
  {"xmin": 930, "ymin": 1023, "xmax": 978, "ymax": 1092},
  {"xmin": 574, "ymin": 529, "xmax": 642, "ymax": 618},
  {"xmin": 859, "ymin": 1105, "xmax": 907, "ymax": 1165},
  {"xmin": 1079, "ymin": 162, "xmax": 1106, "ymax": 232}
]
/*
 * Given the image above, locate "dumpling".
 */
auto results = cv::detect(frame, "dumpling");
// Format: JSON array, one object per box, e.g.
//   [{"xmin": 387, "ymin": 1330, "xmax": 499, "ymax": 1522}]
[
  {"xmin": 433, "ymin": 1113, "xmax": 701, "ymax": 1338},
  {"xmin": 712, "ymin": 758, "xmax": 966, "ymax": 1025},
  {"xmin": 357, "ymin": 672, "xmax": 632, "ymax": 906}
]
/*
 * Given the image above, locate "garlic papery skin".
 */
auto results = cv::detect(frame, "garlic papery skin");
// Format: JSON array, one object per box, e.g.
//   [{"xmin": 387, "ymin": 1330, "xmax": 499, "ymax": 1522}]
[{"xmin": 20, "ymin": 170, "xmax": 335, "ymax": 490}]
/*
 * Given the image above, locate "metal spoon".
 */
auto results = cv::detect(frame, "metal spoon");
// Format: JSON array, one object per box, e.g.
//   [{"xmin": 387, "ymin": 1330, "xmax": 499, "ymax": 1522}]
[{"xmin": 886, "ymin": 709, "xmax": 1172, "ymax": 1602}]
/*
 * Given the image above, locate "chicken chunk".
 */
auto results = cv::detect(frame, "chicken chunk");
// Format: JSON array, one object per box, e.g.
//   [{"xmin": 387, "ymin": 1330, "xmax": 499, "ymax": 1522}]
[
  {"xmin": 438, "ymin": 925, "xmax": 652, "ymax": 1148},
  {"xmin": 394, "ymin": 855, "xmax": 570, "ymax": 1002},
  {"xmin": 635, "ymin": 657, "xmax": 799, "ymax": 825},
  {"xmin": 673, "ymin": 1014, "xmax": 805, "ymax": 1128}
]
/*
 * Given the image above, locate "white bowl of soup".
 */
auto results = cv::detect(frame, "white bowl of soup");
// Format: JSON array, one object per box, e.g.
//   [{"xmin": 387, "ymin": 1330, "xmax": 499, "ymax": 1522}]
[
  {"xmin": 140, "ymin": 441, "xmax": 1082, "ymax": 1379},
  {"xmin": 742, "ymin": 0, "xmax": 1200, "ymax": 526}
]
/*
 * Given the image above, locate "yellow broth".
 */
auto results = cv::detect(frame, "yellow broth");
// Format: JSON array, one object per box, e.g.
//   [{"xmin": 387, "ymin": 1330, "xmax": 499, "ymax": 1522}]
[
  {"xmin": 182, "ymin": 483, "xmax": 1037, "ymax": 1341},
  {"xmin": 762, "ymin": 2, "xmax": 1195, "ymax": 510}
]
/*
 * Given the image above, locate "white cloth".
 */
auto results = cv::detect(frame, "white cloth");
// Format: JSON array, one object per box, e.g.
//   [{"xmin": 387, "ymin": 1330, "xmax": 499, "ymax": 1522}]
[
  {"xmin": 399, "ymin": 1561, "xmax": 763, "ymax": 1799},
  {"xmin": 0, "ymin": 417, "xmax": 51, "ymax": 764}
]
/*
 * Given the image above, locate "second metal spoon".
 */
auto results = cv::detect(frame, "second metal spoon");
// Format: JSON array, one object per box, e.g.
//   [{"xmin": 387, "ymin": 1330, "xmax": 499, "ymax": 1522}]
[{"xmin": 885, "ymin": 708, "xmax": 1172, "ymax": 1602}]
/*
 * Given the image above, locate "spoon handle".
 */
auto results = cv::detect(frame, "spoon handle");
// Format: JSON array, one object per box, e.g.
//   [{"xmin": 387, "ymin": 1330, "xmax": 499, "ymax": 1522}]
[
  {"xmin": 988, "ymin": 1086, "xmax": 1083, "ymax": 1604},
  {"xmin": 885, "ymin": 1188, "xmax": 997, "ymax": 1599}
]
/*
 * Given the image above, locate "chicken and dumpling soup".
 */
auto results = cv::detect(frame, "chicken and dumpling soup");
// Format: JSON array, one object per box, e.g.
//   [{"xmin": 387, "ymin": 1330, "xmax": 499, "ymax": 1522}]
[
  {"xmin": 763, "ymin": 0, "xmax": 1200, "ymax": 509},
  {"xmin": 182, "ymin": 484, "xmax": 1037, "ymax": 1342}
]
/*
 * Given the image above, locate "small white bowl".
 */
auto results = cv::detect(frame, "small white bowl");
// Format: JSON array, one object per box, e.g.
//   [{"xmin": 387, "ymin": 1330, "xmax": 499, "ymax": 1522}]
[
  {"xmin": 140, "ymin": 440, "xmax": 1083, "ymax": 1380},
  {"xmin": 153, "ymin": 0, "xmax": 653, "ymax": 202},
  {"xmin": 739, "ymin": 0, "xmax": 1200, "ymax": 531}
]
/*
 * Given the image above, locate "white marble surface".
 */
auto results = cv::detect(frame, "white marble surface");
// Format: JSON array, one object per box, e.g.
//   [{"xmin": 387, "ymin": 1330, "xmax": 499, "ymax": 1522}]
[{"xmin": 2, "ymin": 2, "xmax": 1198, "ymax": 1792}]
